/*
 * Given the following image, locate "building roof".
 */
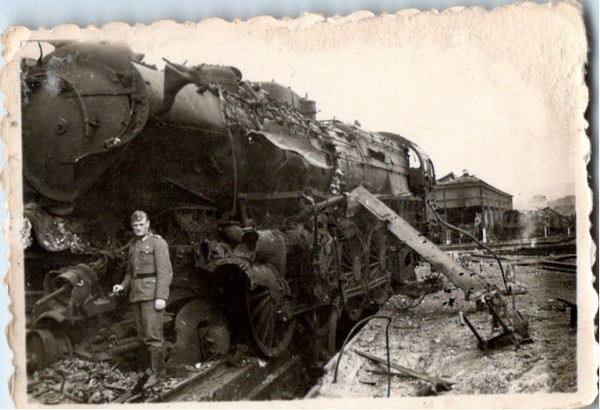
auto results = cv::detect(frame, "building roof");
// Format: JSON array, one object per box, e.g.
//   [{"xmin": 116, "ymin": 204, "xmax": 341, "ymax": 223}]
[
  {"xmin": 437, "ymin": 172, "xmax": 456, "ymax": 183},
  {"xmin": 549, "ymin": 195, "xmax": 576, "ymax": 216},
  {"xmin": 435, "ymin": 170, "xmax": 512, "ymax": 199}
]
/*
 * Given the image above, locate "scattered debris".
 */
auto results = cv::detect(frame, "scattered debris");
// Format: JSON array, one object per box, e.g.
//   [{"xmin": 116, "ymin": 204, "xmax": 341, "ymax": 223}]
[
  {"xmin": 353, "ymin": 349, "xmax": 454, "ymax": 391},
  {"xmin": 313, "ymin": 263, "xmax": 576, "ymax": 399},
  {"xmin": 556, "ymin": 298, "xmax": 577, "ymax": 327},
  {"xmin": 358, "ymin": 377, "xmax": 377, "ymax": 386},
  {"xmin": 416, "ymin": 382, "xmax": 448, "ymax": 396},
  {"xmin": 28, "ymin": 359, "xmax": 140, "ymax": 404},
  {"xmin": 27, "ymin": 357, "xmax": 218, "ymax": 404}
]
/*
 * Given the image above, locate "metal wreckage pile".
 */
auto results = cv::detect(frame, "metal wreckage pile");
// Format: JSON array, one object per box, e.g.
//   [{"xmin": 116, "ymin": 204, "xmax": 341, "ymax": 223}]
[
  {"xmin": 29, "ymin": 358, "xmax": 138, "ymax": 404},
  {"xmin": 28, "ymin": 357, "xmax": 222, "ymax": 404},
  {"xmin": 22, "ymin": 41, "xmax": 534, "ymax": 403}
]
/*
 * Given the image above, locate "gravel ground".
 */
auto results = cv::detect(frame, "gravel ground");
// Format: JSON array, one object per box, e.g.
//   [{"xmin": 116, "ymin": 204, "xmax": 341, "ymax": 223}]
[{"xmin": 314, "ymin": 260, "xmax": 577, "ymax": 399}]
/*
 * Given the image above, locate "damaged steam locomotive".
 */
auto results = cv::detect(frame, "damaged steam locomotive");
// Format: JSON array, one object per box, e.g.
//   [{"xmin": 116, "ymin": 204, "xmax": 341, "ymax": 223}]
[{"xmin": 22, "ymin": 42, "xmax": 530, "ymax": 373}]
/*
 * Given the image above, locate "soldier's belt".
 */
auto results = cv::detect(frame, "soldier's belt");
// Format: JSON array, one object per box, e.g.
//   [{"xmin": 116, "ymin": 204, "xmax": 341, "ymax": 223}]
[{"xmin": 133, "ymin": 273, "xmax": 156, "ymax": 279}]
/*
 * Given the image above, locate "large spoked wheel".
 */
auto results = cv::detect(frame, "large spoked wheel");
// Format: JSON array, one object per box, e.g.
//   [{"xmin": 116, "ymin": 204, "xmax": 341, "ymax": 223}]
[
  {"xmin": 365, "ymin": 227, "xmax": 391, "ymax": 306},
  {"xmin": 338, "ymin": 229, "xmax": 367, "ymax": 321},
  {"xmin": 245, "ymin": 284, "xmax": 296, "ymax": 358}
]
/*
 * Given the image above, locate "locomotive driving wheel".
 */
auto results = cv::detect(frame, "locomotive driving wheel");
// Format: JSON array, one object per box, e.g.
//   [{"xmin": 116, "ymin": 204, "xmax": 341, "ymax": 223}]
[
  {"xmin": 365, "ymin": 226, "xmax": 391, "ymax": 306},
  {"xmin": 338, "ymin": 226, "xmax": 367, "ymax": 321},
  {"xmin": 244, "ymin": 284, "xmax": 296, "ymax": 358}
]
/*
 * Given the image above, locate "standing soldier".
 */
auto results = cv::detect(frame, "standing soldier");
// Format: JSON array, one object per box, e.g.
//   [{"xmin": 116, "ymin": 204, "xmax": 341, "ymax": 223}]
[{"xmin": 113, "ymin": 210, "xmax": 173, "ymax": 378}]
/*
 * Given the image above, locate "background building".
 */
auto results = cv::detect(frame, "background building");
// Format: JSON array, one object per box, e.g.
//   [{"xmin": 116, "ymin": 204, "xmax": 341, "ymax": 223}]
[{"xmin": 432, "ymin": 170, "xmax": 512, "ymax": 243}]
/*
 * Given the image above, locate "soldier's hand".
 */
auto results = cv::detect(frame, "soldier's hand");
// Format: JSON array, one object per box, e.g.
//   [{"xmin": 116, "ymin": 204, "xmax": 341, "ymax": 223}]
[
  {"xmin": 155, "ymin": 299, "xmax": 166, "ymax": 311},
  {"xmin": 112, "ymin": 284, "xmax": 124, "ymax": 295}
]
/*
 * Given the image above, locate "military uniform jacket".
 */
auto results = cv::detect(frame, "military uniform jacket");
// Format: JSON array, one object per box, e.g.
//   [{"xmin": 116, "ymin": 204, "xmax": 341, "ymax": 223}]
[{"xmin": 121, "ymin": 234, "xmax": 173, "ymax": 303}]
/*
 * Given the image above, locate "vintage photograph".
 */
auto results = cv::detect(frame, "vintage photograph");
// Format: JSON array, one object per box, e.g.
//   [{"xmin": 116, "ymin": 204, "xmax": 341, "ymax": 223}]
[{"xmin": 2, "ymin": 1, "xmax": 595, "ymax": 407}]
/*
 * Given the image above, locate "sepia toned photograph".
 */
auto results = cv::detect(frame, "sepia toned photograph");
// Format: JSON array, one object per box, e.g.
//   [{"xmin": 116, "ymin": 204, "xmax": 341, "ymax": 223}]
[{"xmin": 1, "ymin": 1, "xmax": 596, "ymax": 407}]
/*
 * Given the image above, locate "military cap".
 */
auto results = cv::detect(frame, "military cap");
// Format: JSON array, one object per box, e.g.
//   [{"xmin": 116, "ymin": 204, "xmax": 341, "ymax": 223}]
[{"xmin": 131, "ymin": 210, "xmax": 149, "ymax": 223}]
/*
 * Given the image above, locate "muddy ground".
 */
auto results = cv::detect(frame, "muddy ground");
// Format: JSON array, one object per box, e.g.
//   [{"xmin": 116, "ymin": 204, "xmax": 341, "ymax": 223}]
[{"xmin": 314, "ymin": 261, "xmax": 577, "ymax": 398}]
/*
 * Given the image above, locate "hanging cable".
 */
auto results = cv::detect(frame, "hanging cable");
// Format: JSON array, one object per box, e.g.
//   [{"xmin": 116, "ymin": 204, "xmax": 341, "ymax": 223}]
[
  {"xmin": 427, "ymin": 200, "xmax": 509, "ymax": 292},
  {"xmin": 390, "ymin": 269, "xmax": 442, "ymax": 313},
  {"xmin": 333, "ymin": 315, "xmax": 392, "ymax": 397}
]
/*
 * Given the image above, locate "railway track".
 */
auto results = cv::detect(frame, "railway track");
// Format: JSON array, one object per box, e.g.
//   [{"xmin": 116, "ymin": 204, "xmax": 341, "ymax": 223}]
[
  {"xmin": 495, "ymin": 245, "xmax": 576, "ymax": 257},
  {"xmin": 142, "ymin": 353, "xmax": 307, "ymax": 403},
  {"xmin": 441, "ymin": 238, "xmax": 576, "ymax": 256},
  {"xmin": 538, "ymin": 260, "xmax": 577, "ymax": 274},
  {"xmin": 468, "ymin": 253, "xmax": 576, "ymax": 274}
]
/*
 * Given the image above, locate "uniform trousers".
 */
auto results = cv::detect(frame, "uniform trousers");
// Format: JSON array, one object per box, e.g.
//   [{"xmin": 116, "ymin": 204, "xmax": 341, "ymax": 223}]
[{"xmin": 131, "ymin": 300, "xmax": 163, "ymax": 350}]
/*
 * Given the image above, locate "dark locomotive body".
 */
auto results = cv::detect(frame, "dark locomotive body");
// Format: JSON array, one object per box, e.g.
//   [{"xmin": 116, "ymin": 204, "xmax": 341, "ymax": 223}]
[{"xmin": 21, "ymin": 42, "xmax": 436, "ymax": 371}]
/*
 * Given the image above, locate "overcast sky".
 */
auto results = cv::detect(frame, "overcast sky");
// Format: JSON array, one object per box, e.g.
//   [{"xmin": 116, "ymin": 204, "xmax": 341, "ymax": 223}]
[{"xmin": 12, "ymin": 2, "xmax": 588, "ymax": 209}]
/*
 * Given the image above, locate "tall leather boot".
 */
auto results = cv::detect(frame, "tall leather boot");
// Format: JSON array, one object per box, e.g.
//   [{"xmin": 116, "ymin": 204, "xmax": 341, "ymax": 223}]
[
  {"xmin": 143, "ymin": 349, "xmax": 165, "ymax": 389},
  {"xmin": 150, "ymin": 348, "xmax": 165, "ymax": 376}
]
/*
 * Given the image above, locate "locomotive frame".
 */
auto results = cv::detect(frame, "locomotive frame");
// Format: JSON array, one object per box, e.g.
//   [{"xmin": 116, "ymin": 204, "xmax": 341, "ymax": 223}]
[
  {"xmin": 19, "ymin": 41, "xmax": 438, "ymax": 370},
  {"xmin": 19, "ymin": 41, "xmax": 528, "ymax": 375}
]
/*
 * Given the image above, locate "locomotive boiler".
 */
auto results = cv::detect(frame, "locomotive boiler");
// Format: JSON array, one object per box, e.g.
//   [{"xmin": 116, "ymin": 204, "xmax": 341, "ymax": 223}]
[{"xmin": 21, "ymin": 41, "xmax": 527, "ymax": 373}]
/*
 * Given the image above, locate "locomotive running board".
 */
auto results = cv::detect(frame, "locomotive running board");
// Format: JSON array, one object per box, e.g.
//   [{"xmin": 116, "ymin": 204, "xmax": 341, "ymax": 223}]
[{"xmin": 344, "ymin": 186, "xmax": 532, "ymax": 349}]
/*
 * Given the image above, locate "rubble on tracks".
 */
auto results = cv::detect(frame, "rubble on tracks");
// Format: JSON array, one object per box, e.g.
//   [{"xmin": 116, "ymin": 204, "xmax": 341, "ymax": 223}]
[
  {"xmin": 312, "ymin": 262, "xmax": 576, "ymax": 398},
  {"xmin": 27, "ymin": 357, "xmax": 220, "ymax": 404},
  {"xmin": 28, "ymin": 359, "xmax": 140, "ymax": 404}
]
